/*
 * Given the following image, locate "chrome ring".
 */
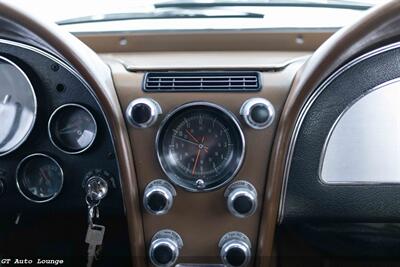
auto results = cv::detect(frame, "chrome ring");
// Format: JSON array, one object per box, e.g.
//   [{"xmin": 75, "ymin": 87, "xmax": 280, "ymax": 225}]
[
  {"xmin": 221, "ymin": 241, "xmax": 251, "ymax": 267},
  {"xmin": 240, "ymin": 98, "xmax": 275, "ymax": 130},
  {"xmin": 155, "ymin": 101, "xmax": 245, "ymax": 192},
  {"xmin": 144, "ymin": 187, "xmax": 173, "ymax": 215},
  {"xmin": 225, "ymin": 180, "xmax": 258, "ymax": 218},
  {"xmin": 227, "ymin": 190, "xmax": 257, "ymax": 218},
  {"xmin": 16, "ymin": 153, "xmax": 64, "ymax": 203},
  {"xmin": 149, "ymin": 238, "xmax": 179, "ymax": 267},
  {"xmin": 48, "ymin": 103, "xmax": 97, "ymax": 155},
  {"xmin": 219, "ymin": 232, "xmax": 252, "ymax": 267},
  {"xmin": 125, "ymin": 98, "xmax": 162, "ymax": 128}
]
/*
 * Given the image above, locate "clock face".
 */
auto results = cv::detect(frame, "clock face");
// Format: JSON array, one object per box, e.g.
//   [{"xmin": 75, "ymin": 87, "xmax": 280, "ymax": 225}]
[{"xmin": 157, "ymin": 103, "xmax": 245, "ymax": 192}]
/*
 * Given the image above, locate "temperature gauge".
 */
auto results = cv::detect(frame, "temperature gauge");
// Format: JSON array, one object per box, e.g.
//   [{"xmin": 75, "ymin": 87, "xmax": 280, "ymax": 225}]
[{"xmin": 16, "ymin": 154, "xmax": 64, "ymax": 203}]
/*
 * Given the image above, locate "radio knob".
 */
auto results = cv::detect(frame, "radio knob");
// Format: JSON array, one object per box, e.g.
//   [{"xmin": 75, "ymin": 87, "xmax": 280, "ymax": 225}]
[
  {"xmin": 149, "ymin": 230, "xmax": 183, "ymax": 267},
  {"xmin": 125, "ymin": 98, "xmax": 162, "ymax": 128},
  {"xmin": 240, "ymin": 98, "xmax": 275, "ymax": 129},
  {"xmin": 225, "ymin": 181, "xmax": 257, "ymax": 218},
  {"xmin": 219, "ymin": 232, "xmax": 251, "ymax": 267},
  {"xmin": 143, "ymin": 180, "xmax": 176, "ymax": 215}
]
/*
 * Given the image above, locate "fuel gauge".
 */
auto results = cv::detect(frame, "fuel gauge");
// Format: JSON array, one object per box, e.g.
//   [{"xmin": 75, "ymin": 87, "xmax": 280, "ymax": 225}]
[
  {"xmin": 48, "ymin": 104, "xmax": 97, "ymax": 154},
  {"xmin": 16, "ymin": 153, "xmax": 63, "ymax": 203}
]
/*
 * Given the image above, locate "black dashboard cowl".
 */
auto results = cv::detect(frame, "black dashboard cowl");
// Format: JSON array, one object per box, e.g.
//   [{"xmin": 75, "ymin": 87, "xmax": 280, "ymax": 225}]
[{"xmin": 282, "ymin": 44, "xmax": 400, "ymax": 223}]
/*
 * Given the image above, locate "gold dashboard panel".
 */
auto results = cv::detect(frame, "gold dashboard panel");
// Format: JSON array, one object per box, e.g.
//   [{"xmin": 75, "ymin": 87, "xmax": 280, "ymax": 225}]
[
  {"xmin": 104, "ymin": 53, "xmax": 305, "ymax": 265},
  {"xmin": 102, "ymin": 51, "xmax": 309, "ymax": 71},
  {"xmin": 78, "ymin": 30, "xmax": 333, "ymax": 53}
]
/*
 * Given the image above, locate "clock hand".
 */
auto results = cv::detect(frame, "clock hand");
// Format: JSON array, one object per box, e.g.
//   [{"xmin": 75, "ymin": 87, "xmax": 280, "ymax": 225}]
[
  {"xmin": 173, "ymin": 135, "xmax": 209, "ymax": 149},
  {"xmin": 173, "ymin": 136, "xmax": 199, "ymax": 146},
  {"xmin": 192, "ymin": 146, "xmax": 202, "ymax": 175},
  {"xmin": 185, "ymin": 129, "xmax": 200, "ymax": 143}
]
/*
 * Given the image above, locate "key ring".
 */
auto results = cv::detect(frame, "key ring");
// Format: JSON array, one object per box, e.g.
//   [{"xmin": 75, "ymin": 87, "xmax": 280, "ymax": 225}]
[
  {"xmin": 86, "ymin": 194, "xmax": 100, "ymax": 207},
  {"xmin": 86, "ymin": 193, "xmax": 100, "ymax": 227}
]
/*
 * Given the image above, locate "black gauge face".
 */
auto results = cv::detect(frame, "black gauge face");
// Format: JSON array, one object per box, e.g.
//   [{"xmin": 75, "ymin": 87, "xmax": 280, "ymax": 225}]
[
  {"xmin": 157, "ymin": 103, "xmax": 245, "ymax": 191},
  {"xmin": 16, "ymin": 154, "xmax": 63, "ymax": 202},
  {"xmin": 49, "ymin": 104, "xmax": 97, "ymax": 154},
  {"xmin": 0, "ymin": 56, "xmax": 36, "ymax": 156}
]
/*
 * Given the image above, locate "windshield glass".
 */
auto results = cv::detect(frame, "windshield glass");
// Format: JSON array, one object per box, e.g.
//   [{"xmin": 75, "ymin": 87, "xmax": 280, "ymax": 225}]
[{"xmin": 7, "ymin": 0, "xmax": 384, "ymax": 24}]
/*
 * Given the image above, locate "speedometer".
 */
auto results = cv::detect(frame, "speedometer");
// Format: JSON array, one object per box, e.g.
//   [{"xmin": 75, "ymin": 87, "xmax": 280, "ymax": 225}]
[
  {"xmin": 0, "ymin": 56, "xmax": 36, "ymax": 156},
  {"xmin": 156, "ymin": 102, "xmax": 245, "ymax": 192}
]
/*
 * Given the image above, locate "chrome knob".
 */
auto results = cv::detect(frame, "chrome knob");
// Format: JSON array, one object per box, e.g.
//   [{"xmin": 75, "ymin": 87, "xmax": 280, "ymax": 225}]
[
  {"xmin": 149, "ymin": 229, "xmax": 183, "ymax": 267},
  {"xmin": 225, "ymin": 181, "xmax": 257, "ymax": 218},
  {"xmin": 219, "ymin": 232, "xmax": 251, "ymax": 267},
  {"xmin": 240, "ymin": 98, "xmax": 275, "ymax": 129},
  {"xmin": 143, "ymin": 179, "xmax": 176, "ymax": 215},
  {"xmin": 85, "ymin": 176, "xmax": 108, "ymax": 201},
  {"xmin": 125, "ymin": 98, "xmax": 162, "ymax": 128}
]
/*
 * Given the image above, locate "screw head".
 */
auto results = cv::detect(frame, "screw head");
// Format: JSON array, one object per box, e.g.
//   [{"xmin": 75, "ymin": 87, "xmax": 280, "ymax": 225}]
[{"xmin": 196, "ymin": 179, "xmax": 205, "ymax": 189}]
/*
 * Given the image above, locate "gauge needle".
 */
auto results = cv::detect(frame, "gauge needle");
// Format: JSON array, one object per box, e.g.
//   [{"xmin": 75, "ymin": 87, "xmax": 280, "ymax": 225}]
[
  {"xmin": 192, "ymin": 147, "xmax": 201, "ymax": 175},
  {"xmin": 192, "ymin": 136, "xmax": 206, "ymax": 175},
  {"xmin": 39, "ymin": 168, "xmax": 51, "ymax": 186},
  {"xmin": 185, "ymin": 129, "xmax": 200, "ymax": 143},
  {"xmin": 59, "ymin": 124, "xmax": 80, "ymax": 133},
  {"xmin": 58, "ymin": 128, "xmax": 80, "ymax": 135},
  {"xmin": 173, "ymin": 136, "xmax": 199, "ymax": 146},
  {"xmin": 173, "ymin": 135, "xmax": 209, "ymax": 149}
]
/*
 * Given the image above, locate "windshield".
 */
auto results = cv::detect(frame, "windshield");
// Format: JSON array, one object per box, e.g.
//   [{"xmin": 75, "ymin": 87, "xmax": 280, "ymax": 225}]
[{"xmin": 7, "ymin": 0, "xmax": 384, "ymax": 24}]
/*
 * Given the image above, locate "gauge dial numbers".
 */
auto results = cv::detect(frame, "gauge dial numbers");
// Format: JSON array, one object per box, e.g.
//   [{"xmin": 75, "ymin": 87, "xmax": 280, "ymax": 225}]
[
  {"xmin": 48, "ymin": 104, "xmax": 97, "ymax": 154},
  {"xmin": 157, "ymin": 102, "xmax": 245, "ymax": 192},
  {"xmin": 16, "ymin": 154, "xmax": 64, "ymax": 203}
]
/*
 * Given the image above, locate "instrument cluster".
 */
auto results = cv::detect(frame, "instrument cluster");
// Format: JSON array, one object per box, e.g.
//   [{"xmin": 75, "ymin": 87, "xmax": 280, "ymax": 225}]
[
  {"xmin": 0, "ymin": 40, "xmax": 123, "ymax": 214},
  {"xmin": 0, "ymin": 59, "xmax": 100, "ymax": 203}
]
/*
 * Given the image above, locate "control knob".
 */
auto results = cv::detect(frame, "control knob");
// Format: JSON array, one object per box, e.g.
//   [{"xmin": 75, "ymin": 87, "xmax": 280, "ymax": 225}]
[
  {"xmin": 240, "ymin": 98, "xmax": 275, "ymax": 129},
  {"xmin": 143, "ymin": 179, "xmax": 176, "ymax": 215},
  {"xmin": 219, "ymin": 231, "xmax": 251, "ymax": 267},
  {"xmin": 225, "ymin": 181, "xmax": 257, "ymax": 218},
  {"xmin": 125, "ymin": 98, "xmax": 162, "ymax": 128},
  {"xmin": 149, "ymin": 229, "xmax": 183, "ymax": 267}
]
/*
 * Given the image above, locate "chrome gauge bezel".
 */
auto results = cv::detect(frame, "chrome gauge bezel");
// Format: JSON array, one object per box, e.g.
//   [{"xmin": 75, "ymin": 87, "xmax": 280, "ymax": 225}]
[
  {"xmin": 156, "ymin": 102, "xmax": 245, "ymax": 192},
  {"xmin": 48, "ymin": 103, "xmax": 97, "ymax": 155},
  {"xmin": 16, "ymin": 153, "xmax": 64, "ymax": 203},
  {"xmin": 0, "ymin": 56, "xmax": 37, "ymax": 157}
]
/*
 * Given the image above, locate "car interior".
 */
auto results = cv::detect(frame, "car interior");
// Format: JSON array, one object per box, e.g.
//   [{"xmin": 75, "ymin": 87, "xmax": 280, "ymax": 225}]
[{"xmin": 1, "ymin": 0, "xmax": 400, "ymax": 266}]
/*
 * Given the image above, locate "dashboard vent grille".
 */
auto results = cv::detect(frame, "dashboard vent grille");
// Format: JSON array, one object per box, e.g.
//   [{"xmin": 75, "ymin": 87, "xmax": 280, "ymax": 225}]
[{"xmin": 143, "ymin": 72, "xmax": 261, "ymax": 92}]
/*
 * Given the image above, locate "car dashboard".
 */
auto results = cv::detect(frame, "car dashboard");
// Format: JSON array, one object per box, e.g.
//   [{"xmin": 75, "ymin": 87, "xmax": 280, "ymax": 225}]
[{"xmin": 1, "ymin": 1, "xmax": 400, "ymax": 267}]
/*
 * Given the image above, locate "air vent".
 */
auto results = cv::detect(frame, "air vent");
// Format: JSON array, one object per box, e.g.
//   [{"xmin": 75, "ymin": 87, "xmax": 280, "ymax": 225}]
[{"xmin": 143, "ymin": 72, "xmax": 261, "ymax": 92}]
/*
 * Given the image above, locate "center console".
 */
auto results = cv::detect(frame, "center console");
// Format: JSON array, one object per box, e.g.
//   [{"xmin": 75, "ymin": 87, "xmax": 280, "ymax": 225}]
[{"xmin": 105, "ymin": 58, "xmax": 303, "ymax": 266}]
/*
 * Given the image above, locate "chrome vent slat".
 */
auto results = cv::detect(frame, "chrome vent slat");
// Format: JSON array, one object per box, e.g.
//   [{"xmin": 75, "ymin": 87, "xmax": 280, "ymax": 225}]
[
  {"xmin": 143, "ymin": 72, "xmax": 261, "ymax": 92},
  {"xmin": 147, "ymin": 76, "xmax": 258, "ymax": 80},
  {"xmin": 146, "ymin": 79, "xmax": 258, "ymax": 83}
]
